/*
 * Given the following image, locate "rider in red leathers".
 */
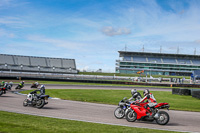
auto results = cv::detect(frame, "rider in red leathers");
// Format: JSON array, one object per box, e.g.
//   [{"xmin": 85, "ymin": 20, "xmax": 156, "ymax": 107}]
[{"xmin": 139, "ymin": 89, "xmax": 157, "ymax": 114}]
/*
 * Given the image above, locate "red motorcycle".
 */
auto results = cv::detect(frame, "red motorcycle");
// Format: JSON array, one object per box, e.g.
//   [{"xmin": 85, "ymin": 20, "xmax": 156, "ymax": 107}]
[{"xmin": 125, "ymin": 102, "xmax": 170, "ymax": 125}]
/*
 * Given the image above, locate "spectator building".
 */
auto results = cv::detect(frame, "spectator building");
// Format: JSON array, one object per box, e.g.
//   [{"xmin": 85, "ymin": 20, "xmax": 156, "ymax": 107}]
[
  {"xmin": 0, "ymin": 54, "xmax": 78, "ymax": 74},
  {"xmin": 116, "ymin": 51, "xmax": 200, "ymax": 76}
]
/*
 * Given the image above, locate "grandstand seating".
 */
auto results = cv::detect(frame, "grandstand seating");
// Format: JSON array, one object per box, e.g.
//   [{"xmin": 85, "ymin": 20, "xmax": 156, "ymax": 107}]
[
  {"xmin": 148, "ymin": 57, "xmax": 162, "ymax": 63},
  {"xmin": 0, "ymin": 54, "xmax": 78, "ymax": 74},
  {"xmin": 123, "ymin": 56, "xmax": 199, "ymax": 65},
  {"xmin": 123, "ymin": 55, "xmax": 200, "ymax": 65},
  {"xmin": 0, "ymin": 54, "xmax": 14, "ymax": 64},
  {"xmin": 192, "ymin": 60, "xmax": 200, "ymax": 65},
  {"xmin": 177, "ymin": 59, "xmax": 191, "ymax": 64},
  {"xmin": 30, "ymin": 57, "xmax": 47, "ymax": 66},
  {"xmin": 13, "ymin": 56, "xmax": 30, "ymax": 66},
  {"xmin": 132, "ymin": 56, "xmax": 146, "ymax": 62},
  {"xmin": 162, "ymin": 58, "xmax": 177, "ymax": 64},
  {"xmin": 124, "ymin": 56, "xmax": 131, "ymax": 61}
]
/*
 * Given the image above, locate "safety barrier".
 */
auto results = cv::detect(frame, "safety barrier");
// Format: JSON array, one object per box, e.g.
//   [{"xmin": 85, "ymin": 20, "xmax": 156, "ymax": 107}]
[
  {"xmin": 172, "ymin": 88, "xmax": 200, "ymax": 99},
  {"xmin": 191, "ymin": 90, "xmax": 200, "ymax": 99}
]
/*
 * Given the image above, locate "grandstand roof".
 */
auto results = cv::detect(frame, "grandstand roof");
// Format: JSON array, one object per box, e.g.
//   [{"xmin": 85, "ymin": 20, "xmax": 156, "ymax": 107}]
[
  {"xmin": 118, "ymin": 51, "xmax": 200, "ymax": 59},
  {"xmin": 0, "ymin": 54, "xmax": 74, "ymax": 60}
]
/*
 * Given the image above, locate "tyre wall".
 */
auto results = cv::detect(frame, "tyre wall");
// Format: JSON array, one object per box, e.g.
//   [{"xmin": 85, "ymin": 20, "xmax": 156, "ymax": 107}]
[
  {"xmin": 172, "ymin": 88, "xmax": 200, "ymax": 99},
  {"xmin": 172, "ymin": 88, "xmax": 191, "ymax": 95},
  {"xmin": 191, "ymin": 90, "xmax": 200, "ymax": 99}
]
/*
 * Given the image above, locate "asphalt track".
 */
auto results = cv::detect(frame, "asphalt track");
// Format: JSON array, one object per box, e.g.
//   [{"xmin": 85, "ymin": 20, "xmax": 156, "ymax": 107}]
[{"xmin": 0, "ymin": 85, "xmax": 200, "ymax": 133}]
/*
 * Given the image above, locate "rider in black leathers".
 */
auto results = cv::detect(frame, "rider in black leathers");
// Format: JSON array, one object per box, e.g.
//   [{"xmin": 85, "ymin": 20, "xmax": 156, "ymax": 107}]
[
  {"xmin": 128, "ymin": 89, "xmax": 142, "ymax": 102},
  {"xmin": 29, "ymin": 85, "xmax": 46, "ymax": 101}
]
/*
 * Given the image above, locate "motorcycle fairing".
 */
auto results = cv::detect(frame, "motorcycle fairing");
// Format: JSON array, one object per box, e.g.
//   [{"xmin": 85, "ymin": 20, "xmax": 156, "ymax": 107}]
[
  {"xmin": 155, "ymin": 103, "xmax": 170, "ymax": 109},
  {"xmin": 40, "ymin": 95, "xmax": 49, "ymax": 98},
  {"xmin": 130, "ymin": 102, "xmax": 149, "ymax": 119}
]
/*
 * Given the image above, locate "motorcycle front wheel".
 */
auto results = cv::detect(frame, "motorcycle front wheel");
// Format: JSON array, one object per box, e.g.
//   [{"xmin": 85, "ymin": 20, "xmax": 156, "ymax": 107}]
[
  {"xmin": 0, "ymin": 90, "xmax": 3, "ymax": 96},
  {"xmin": 125, "ymin": 109, "xmax": 137, "ymax": 122},
  {"xmin": 35, "ymin": 99, "xmax": 45, "ymax": 109},
  {"xmin": 155, "ymin": 111, "xmax": 170, "ymax": 125},
  {"xmin": 114, "ymin": 107, "xmax": 125, "ymax": 119},
  {"xmin": 15, "ymin": 86, "xmax": 19, "ymax": 90},
  {"xmin": 23, "ymin": 99, "xmax": 28, "ymax": 107}
]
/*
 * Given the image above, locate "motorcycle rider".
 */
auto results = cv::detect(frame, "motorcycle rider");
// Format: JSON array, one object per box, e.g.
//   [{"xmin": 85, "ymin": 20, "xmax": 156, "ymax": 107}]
[
  {"xmin": 4, "ymin": 82, "xmax": 8, "ymax": 89},
  {"xmin": 1, "ymin": 81, "xmax": 5, "ymax": 87},
  {"xmin": 28, "ymin": 85, "xmax": 46, "ymax": 102},
  {"xmin": 139, "ymin": 89, "xmax": 157, "ymax": 114},
  {"xmin": 2, "ymin": 82, "xmax": 8, "ymax": 93},
  {"xmin": 9, "ymin": 81, "xmax": 13, "ymax": 87},
  {"xmin": 19, "ymin": 81, "xmax": 25, "ymax": 87},
  {"xmin": 35, "ymin": 81, "xmax": 39, "ymax": 86},
  {"xmin": 6, "ymin": 81, "xmax": 13, "ymax": 90},
  {"xmin": 38, "ymin": 84, "xmax": 45, "ymax": 95},
  {"xmin": 128, "ymin": 89, "xmax": 142, "ymax": 102}
]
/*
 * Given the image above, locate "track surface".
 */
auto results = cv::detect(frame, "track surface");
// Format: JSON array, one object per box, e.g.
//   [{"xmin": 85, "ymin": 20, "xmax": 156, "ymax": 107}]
[{"xmin": 0, "ymin": 85, "xmax": 200, "ymax": 133}]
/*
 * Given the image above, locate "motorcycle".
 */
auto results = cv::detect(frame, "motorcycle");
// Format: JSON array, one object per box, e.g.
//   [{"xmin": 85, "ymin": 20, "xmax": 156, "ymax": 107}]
[
  {"xmin": 23, "ymin": 90, "xmax": 49, "ymax": 109},
  {"xmin": 15, "ymin": 84, "xmax": 24, "ymax": 90},
  {"xmin": 31, "ymin": 83, "xmax": 39, "ymax": 88},
  {"xmin": 114, "ymin": 97, "xmax": 131, "ymax": 119},
  {"xmin": 0, "ymin": 87, "xmax": 6, "ymax": 96},
  {"xmin": 6, "ymin": 83, "xmax": 13, "ymax": 90},
  {"xmin": 125, "ymin": 102, "xmax": 170, "ymax": 125}
]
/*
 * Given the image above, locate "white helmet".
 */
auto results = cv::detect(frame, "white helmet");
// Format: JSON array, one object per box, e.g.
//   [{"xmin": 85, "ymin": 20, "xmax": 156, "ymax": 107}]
[
  {"xmin": 40, "ymin": 84, "xmax": 45, "ymax": 89},
  {"xmin": 143, "ymin": 89, "xmax": 150, "ymax": 96},
  {"xmin": 131, "ymin": 89, "xmax": 137, "ymax": 96}
]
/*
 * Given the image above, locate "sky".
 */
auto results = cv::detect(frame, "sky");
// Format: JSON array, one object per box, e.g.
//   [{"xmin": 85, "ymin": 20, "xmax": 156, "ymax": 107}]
[{"xmin": 1, "ymin": 0, "xmax": 200, "ymax": 72}]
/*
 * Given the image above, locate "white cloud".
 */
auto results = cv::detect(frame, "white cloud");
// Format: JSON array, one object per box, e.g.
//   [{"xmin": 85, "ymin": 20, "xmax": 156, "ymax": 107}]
[
  {"xmin": 0, "ymin": 28, "xmax": 16, "ymax": 38},
  {"xmin": 101, "ymin": 26, "xmax": 131, "ymax": 36},
  {"xmin": 26, "ymin": 35, "xmax": 93, "ymax": 52},
  {"xmin": 0, "ymin": 17, "xmax": 29, "ymax": 28}
]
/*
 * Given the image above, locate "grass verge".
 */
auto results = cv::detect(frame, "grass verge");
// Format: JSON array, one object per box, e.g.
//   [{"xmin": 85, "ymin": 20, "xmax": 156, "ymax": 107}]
[
  {"xmin": 6, "ymin": 79, "xmax": 196, "ymax": 89},
  {"xmin": 22, "ymin": 89, "xmax": 200, "ymax": 112},
  {"xmin": 0, "ymin": 111, "xmax": 179, "ymax": 133}
]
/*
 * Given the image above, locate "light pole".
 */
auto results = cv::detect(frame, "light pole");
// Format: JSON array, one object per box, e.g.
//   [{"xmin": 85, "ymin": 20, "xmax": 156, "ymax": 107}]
[
  {"xmin": 20, "ymin": 64, "xmax": 23, "ymax": 73},
  {"xmin": 5, "ymin": 63, "xmax": 8, "ymax": 69},
  {"xmin": 53, "ymin": 66, "xmax": 55, "ymax": 74},
  {"xmin": 38, "ymin": 65, "xmax": 40, "ymax": 74}
]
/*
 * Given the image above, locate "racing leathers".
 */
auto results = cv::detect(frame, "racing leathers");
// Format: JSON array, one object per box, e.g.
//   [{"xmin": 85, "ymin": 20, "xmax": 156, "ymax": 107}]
[
  {"xmin": 128, "ymin": 92, "xmax": 142, "ymax": 102},
  {"xmin": 139, "ymin": 93, "xmax": 157, "ymax": 110}
]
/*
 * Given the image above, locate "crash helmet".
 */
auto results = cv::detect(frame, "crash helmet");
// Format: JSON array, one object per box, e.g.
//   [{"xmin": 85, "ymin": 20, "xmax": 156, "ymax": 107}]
[
  {"xmin": 40, "ymin": 84, "xmax": 45, "ymax": 89},
  {"xmin": 2, "ymin": 81, "xmax": 5, "ymax": 84},
  {"xmin": 131, "ymin": 89, "xmax": 137, "ymax": 96},
  {"xmin": 143, "ymin": 89, "xmax": 150, "ymax": 96}
]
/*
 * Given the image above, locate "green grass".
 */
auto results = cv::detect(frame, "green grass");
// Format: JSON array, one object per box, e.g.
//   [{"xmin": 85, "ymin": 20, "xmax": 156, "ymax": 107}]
[
  {"xmin": 6, "ymin": 79, "xmax": 194, "ymax": 89},
  {"xmin": 22, "ymin": 89, "xmax": 200, "ymax": 112},
  {"xmin": 0, "ymin": 111, "xmax": 179, "ymax": 133}
]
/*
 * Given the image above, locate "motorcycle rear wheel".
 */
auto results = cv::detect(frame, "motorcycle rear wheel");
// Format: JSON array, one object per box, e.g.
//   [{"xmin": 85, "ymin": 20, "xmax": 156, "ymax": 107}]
[
  {"xmin": 35, "ymin": 99, "xmax": 45, "ymax": 109},
  {"xmin": 125, "ymin": 110, "xmax": 137, "ymax": 122},
  {"xmin": 155, "ymin": 111, "xmax": 170, "ymax": 125},
  {"xmin": 114, "ymin": 107, "xmax": 125, "ymax": 119}
]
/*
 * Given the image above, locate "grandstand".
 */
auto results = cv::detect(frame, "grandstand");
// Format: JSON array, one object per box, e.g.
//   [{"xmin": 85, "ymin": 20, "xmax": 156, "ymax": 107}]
[
  {"xmin": 116, "ymin": 51, "xmax": 200, "ymax": 76},
  {"xmin": 0, "ymin": 54, "xmax": 78, "ymax": 74}
]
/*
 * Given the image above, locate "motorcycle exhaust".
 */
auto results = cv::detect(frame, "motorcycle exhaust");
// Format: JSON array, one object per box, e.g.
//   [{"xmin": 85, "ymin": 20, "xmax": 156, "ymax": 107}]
[{"xmin": 154, "ymin": 113, "xmax": 160, "ymax": 119}]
